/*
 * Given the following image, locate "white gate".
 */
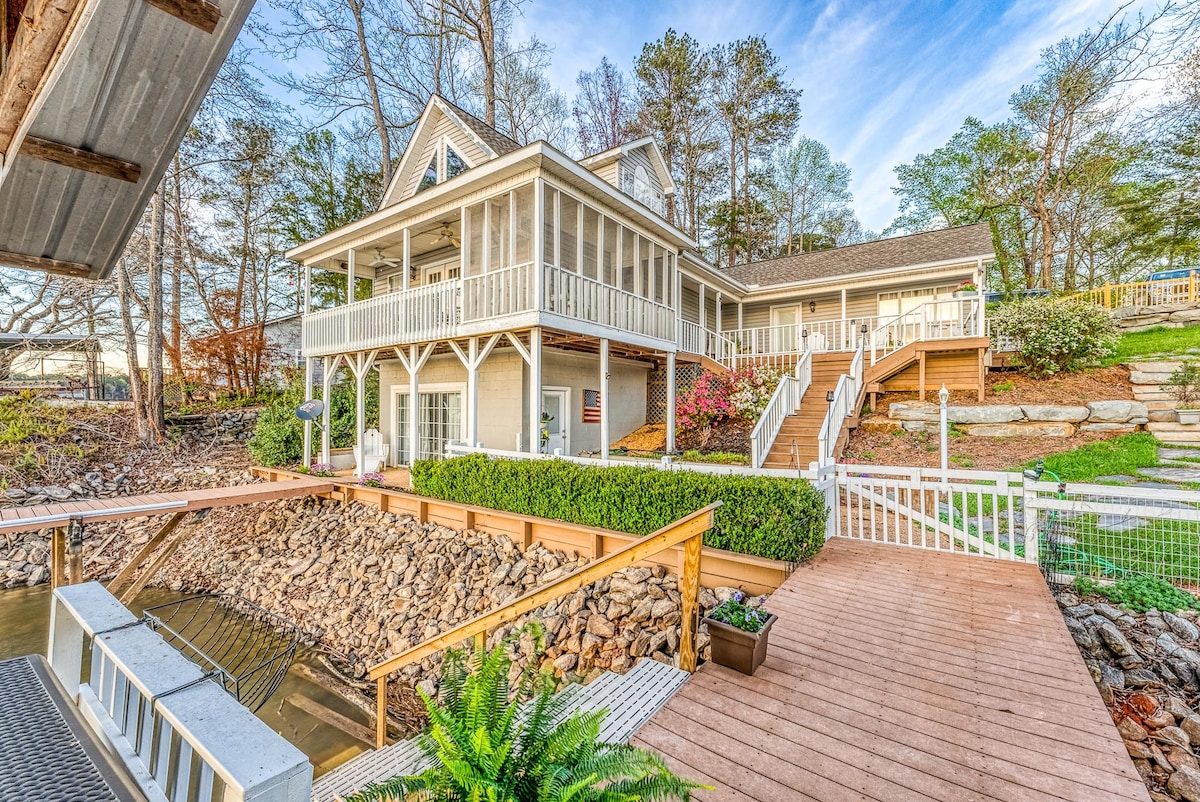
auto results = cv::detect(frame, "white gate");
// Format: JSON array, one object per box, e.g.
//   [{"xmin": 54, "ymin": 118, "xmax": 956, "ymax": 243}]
[{"xmin": 836, "ymin": 465, "xmax": 1037, "ymax": 563}]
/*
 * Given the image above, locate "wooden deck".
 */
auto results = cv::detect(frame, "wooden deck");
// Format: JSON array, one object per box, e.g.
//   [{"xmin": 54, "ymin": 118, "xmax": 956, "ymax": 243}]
[
  {"xmin": 633, "ymin": 538, "xmax": 1151, "ymax": 802},
  {"xmin": 0, "ymin": 477, "xmax": 334, "ymax": 535}
]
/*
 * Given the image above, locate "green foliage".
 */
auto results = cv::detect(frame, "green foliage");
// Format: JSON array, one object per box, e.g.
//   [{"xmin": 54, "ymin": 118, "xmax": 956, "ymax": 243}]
[
  {"xmin": 1105, "ymin": 327, "xmax": 1200, "ymax": 364},
  {"xmin": 0, "ymin": 393, "xmax": 85, "ymax": 484},
  {"xmin": 1031, "ymin": 432, "xmax": 1160, "ymax": 482},
  {"xmin": 247, "ymin": 369, "xmax": 380, "ymax": 467},
  {"xmin": 1075, "ymin": 575, "xmax": 1200, "ymax": 613},
  {"xmin": 992, "ymin": 380, "xmax": 1015, "ymax": 393},
  {"xmin": 950, "ymin": 455, "xmax": 975, "ymax": 468},
  {"xmin": 1164, "ymin": 362, "xmax": 1200, "ymax": 408},
  {"xmin": 411, "ymin": 455, "xmax": 827, "ymax": 563},
  {"xmin": 347, "ymin": 630, "xmax": 707, "ymax": 802},
  {"xmin": 989, "ymin": 298, "xmax": 1119, "ymax": 376},
  {"xmin": 706, "ymin": 592, "xmax": 771, "ymax": 633},
  {"xmin": 680, "ymin": 450, "xmax": 749, "ymax": 466}
]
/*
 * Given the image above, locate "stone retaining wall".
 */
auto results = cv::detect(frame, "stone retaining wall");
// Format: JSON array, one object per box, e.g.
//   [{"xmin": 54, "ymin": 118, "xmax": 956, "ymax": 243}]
[
  {"xmin": 884, "ymin": 400, "xmax": 1148, "ymax": 437},
  {"xmin": 166, "ymin": 409, "xmax": 259, "ymax": 442},
  {"xmin": 1128, "ymin": 360, "xmax": 1200, "ymax": 445},
  {"xmin": 1112, "ymin": 303, "xmax": 1200, "ymax": 332}
]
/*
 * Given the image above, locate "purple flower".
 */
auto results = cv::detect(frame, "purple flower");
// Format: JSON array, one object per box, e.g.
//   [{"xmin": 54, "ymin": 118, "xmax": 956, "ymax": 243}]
[{"xmin": 732, "ymin": 591, "xmax": 744, "ymax": 603}]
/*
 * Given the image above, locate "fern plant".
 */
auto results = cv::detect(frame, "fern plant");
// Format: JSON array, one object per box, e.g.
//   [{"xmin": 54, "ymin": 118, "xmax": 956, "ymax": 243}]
[{"xmin": 347, "ymin": 629, "xmax": 707, "ymax": 802}]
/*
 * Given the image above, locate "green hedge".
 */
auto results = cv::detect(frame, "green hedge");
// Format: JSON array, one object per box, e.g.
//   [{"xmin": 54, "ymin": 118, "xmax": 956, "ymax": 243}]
[{"xmin": 410, "ymin": 454, "xmax": 828, "ymax": 563}]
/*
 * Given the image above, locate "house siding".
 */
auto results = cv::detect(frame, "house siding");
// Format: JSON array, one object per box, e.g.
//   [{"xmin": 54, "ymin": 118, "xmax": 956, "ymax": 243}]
[{"xmin": 398, "ymin": 113, "xmax": 490, "ymax": 200}]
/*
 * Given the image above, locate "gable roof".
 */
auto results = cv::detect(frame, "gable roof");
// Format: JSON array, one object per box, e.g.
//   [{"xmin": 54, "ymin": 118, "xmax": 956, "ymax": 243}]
[
  {"xmin": 579, "ymin": 136, "xmax": 676, "ymax": 195},
  {"xmin": 380, "ymin": 95, "xmax": 520, "ymax": 207},
  {"xmin": 722, "ymin": 223, "xmax": 995, "ymax": 287}
]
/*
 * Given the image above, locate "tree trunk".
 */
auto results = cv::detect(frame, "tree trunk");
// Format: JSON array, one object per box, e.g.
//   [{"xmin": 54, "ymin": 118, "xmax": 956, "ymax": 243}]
[
  {"xmin": 479, "ymin": 0, "xmax": 496, "ymax": 126},
  {"xmin": 116, "ymin": 258, "xmax": 150, "ymax": 444},
  {"xmin": 168, "ymin": 157, "xmax": 184, "ymax": 374},
  {"xmin": 347, "ymin": 0, "xmax": 391, "ymax": 190},
  {"xmin": 146, "ymin": 188, "xmax": 166, "ymax": 442}
]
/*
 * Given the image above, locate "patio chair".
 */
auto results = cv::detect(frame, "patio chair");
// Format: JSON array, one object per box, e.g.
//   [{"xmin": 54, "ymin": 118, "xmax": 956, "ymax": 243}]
[{"xmin": 354, "ymin": 428, "xmax": 390, "ymax": 475}]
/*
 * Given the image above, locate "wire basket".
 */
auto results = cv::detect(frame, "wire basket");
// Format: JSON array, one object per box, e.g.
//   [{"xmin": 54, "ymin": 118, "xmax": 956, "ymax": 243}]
[{"xmin": 143, "ymin": 594, "xmax": 301, "ymax": 712}]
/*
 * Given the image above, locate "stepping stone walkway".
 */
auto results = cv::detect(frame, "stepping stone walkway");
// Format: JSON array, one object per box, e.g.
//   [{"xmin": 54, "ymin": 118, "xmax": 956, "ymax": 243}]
[
  {"xmin": 1161, "ymin": 447, "xmax": 1200, "ymax": 460},
  {"xmin": 1138, "ymin": 466, "xmax": 1200, "ymax": 484}
]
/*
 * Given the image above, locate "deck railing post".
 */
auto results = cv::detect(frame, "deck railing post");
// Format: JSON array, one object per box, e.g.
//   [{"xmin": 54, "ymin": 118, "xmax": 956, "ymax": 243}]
[
  {"xmin": 51, "ymin": 526, "xmax": 65, "ymax": 589},
  {"xmin": 1022, "ymin": 476, "xmax": 1039, "ymax": 565},
  {"xmin": 376, "ymin": 676, "xmax": 388, "ymax": 749},
  {"xmin": 678, "ymin": 532, "xmax": 702, "ymax": 673}
]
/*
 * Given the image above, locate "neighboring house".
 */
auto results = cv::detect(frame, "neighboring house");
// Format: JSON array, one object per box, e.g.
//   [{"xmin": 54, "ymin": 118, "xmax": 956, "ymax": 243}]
[
  {"xmin": 287, "ymin": 95, "xmax": 994, "ymax": 470},
  {"xmin": 188, "ymin": 314, "xmax": 308, "ymax": 392}
]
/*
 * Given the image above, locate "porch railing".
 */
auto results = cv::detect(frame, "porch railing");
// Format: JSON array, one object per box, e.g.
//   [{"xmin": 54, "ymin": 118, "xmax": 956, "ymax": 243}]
[
  {"xmin": 816, "ymin": 345, "xmax": 863, "ymax": 467},
  {"xmin": 750, "ymin": 350, "xmax": 812, "ymax": 469},
  {"xmin": 462, "ymin": 262, "xmax": 536, "ymax": 322},
  {"xmin": 48, "ymin": 582, "xmax": 311, "ymax": 802},
  {"xmin": 677, "ymin": 319, "xmax": 705, "ymax": 355},
  {"xmin": 1068, "ymin": 275, "xmax": 1198, "ymax": 309},
  {"xmin": 302, "ymin": 281, "xmax": 460, "ymax": 356},
  {"xmin": 542, "ymin": 264, "xmax": 676, "ymax": 342},
  {"xmin": 721, "ymin": 317, "xmax": 881, "ymax": 367},
  {"xmin": 869, "ymin": 297, "xmax": 982, "ymax": 365}
]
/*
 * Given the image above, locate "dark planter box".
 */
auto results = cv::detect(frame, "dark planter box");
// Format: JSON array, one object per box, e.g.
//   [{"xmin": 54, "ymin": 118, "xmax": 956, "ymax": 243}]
[{"xmin": 703, "ymin": 613, "xmax": 777, "ymax": 676}]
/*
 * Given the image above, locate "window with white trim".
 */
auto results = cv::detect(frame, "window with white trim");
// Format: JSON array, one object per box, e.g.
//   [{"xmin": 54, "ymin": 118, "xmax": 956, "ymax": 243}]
[{"xmin": 414, "ymin": 137, "xmax": 474, "ymax": 195}]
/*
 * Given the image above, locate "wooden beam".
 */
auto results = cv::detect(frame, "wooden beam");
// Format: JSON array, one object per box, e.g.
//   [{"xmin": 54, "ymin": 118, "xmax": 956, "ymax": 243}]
[
  {"xmin": 0, "ymin": 248, "xmax": 90, "ymax": 278},
  {"xmin": 107, "ymin": 511, "xmax": 187, "ymax": 597},
  {"xmin": 19, "ymin": 135, "xmax": 141, "ymax": 182},
  {"xmin": 678, "ymin": 532, "xmax": 702, "ymax": 673},
  {"xmin": 50, "ymin": 527, "xmax": 65, "ymax": 589},
  {"xmin": 283, "ymin": 694, "xmax": 375, "ymax": 747},
  {"xmin": 141, "ymin": 0, "xmax": 221, "ymax": 33},
  {"xmin": 0, "ymin": 0, "xmax": 85, "ymax": 154}
]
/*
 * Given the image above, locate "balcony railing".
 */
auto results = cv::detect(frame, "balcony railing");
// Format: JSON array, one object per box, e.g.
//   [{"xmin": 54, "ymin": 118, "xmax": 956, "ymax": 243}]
[
  {"xmin": 303, "ymin": 281, "xmax": 460, "ymax": 356},
  {"xmin": 542, "ymin": 264, "xmax": 676, "ymax": 342},
  {"xmin": 462, "ymin": 262, "xmax": 537, "ymax": 322},
  {"xmin": 869, "ymin": 297, "xmax": 982, "ymax": 365}
]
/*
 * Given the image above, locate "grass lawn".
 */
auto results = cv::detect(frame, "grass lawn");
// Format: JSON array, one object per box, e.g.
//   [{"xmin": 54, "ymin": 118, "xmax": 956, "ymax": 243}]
[
  {"xmin": 1031, "ymin": 432, "xmax": 1161, "ymax": 482},
  {"xmin": 1102, "ymin": 326, "xmax": 1200, "ymax": 365}
]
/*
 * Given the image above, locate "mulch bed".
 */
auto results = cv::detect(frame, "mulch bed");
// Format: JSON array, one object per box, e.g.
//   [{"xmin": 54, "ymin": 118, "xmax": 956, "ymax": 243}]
[{"xmin": 842, "ymin": 428, "xmax": 1129, "ymax": 472}]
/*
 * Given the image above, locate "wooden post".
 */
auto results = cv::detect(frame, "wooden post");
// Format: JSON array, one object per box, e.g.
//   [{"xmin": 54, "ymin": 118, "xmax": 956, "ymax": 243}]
[
  {"xmin": 1105, "ymin": 281, "xmax": 1113, "ymax": 309},
  {"xmin": 50, "ymin": 528, "xmax": 65, "ymax": 590},
  {"xmin": 376, "ymin": 676, "xmax": 388, "ymax": 749},
  {"xmin": 678, "ymin": 532, "xmax": 702, "ymax": 672},
  {"xmin": 1191, "ymin": 272, "xmax": 1197, "ymax": 304},
  {"xmin": 665, "ymin": 351, "xmax": 676, "ymax": 454},
  {"xmin": 918, "ymin": 352, "xmax": 926, "ymax": 402},
  {"xmin": 66, "ymin": 516, "xmax": 84, "ymax": 586}
]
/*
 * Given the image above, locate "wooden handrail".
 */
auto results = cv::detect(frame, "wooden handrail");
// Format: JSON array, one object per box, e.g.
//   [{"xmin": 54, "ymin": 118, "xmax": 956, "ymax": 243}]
[
  {"xmin": 1064, "ymin": 275, "xmax": 1198, "ymax": 308},
  {"xmin": 368, "ymin": 501, "xmax": 721, "ymax": 748}
]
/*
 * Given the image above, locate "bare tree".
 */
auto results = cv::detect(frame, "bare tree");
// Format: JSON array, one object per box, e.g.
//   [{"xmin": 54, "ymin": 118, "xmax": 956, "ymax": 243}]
[{"xmin": 573, "ymin": 57, "xmax": 641, "ymax": 155}]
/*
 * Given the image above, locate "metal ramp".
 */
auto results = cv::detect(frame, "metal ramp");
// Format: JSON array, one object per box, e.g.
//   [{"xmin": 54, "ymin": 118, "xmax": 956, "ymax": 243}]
[{"xmin": 311, "ymin": 658, "xmax": 689, "ymax": 802}]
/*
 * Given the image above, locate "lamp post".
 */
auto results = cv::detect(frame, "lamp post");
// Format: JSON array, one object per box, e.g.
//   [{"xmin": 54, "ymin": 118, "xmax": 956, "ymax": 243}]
[{"xmin": 939, "ymin": 384, "xmax": 949, "ymax": 472}]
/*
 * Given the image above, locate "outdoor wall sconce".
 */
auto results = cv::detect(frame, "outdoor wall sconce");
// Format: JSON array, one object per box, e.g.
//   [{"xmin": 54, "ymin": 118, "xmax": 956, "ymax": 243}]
[
  {"xmin": 809, "ymin": 300, "xmax": 817, "ymax": 313},
  {"xmin": 861, "ymin": 323, "xmax": 869, "ymax": 334},
  {"xmin": 826, "ymin": 390, "xmax": 835, "ymax": 403}
]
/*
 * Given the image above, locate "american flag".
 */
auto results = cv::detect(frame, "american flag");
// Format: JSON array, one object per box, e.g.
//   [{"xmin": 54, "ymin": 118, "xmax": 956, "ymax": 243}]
[{"xmin": 583, "ymin": 389, "xmax": 601, "ymax": 422}]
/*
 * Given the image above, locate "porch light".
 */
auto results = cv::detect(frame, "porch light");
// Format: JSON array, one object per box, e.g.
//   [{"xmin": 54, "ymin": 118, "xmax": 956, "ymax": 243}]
[
  {"xmin": 801, "ymin": 329, "xmax": 809, "ymax": 339},
  {"xmin": 826, "ymin": 390, "xmax": 835, "ymax": 403},
  {"xmin": 860, "ymin": 323, "xmax": 869, "ymax": 335},
  {"xmin": 939, "ymin": 384, "xmax": 949, "ymax": 473},
  {"xmin": 809, "ymin": 301, "xmax": 817, "ymax": 313}
]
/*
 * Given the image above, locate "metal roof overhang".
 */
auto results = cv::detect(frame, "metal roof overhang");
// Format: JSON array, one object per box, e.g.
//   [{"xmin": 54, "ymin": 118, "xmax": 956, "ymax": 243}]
[{"xmin": 0, "ymin": 0, "xmax": 255, "ymax": 281}]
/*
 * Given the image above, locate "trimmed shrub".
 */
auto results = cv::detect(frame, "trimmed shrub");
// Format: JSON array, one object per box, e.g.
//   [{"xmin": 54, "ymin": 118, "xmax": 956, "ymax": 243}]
[
  {"xmin": 410, "ymin": 454, "xmax": 827, "ymax": 563},
  {"xmin": 988, "ymin": 298, "xmax": 1118, "ymax": 377}
]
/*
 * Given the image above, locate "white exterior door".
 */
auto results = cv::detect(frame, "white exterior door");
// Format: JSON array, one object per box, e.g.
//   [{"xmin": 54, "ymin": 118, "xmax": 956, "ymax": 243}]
[
  {"xmin": 540, "ymin": 389, "xmax": 568, "ymax": 454},
  {"xmin": 771, "ymin": 306, "xmax": 800, "ymax": 353}
]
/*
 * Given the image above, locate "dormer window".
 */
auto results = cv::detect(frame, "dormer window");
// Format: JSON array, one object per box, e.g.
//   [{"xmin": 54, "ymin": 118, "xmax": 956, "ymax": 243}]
[
  {"xmin": 634, "ymin": 165, "xmax": 652, "ymax": 207},
  {"xmin": 415, "ymin": 138, "xmax": 474, "ymax": 195}
]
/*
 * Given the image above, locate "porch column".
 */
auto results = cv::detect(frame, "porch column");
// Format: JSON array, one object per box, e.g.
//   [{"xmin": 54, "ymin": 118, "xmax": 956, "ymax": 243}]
[
  {"xmin": 841, "ymin": 288, "xmax": 848, "ymax": 348},
  {"xmin": 976, "ymin": 257, "xmax": 986, "ymax": 335},
  {"xmin": 737, "ymin": 302, "xmax": 744, "ymax": 330},
  {"xmin": 320, "ymin": 356, "xmax": 333, "ymax": 464},
  {"xmin": 467, "ymin": 337, "xmax": 479, "ymax": 446},
  {"xmin": 528, "ymin": 328, "xmax": 543, "ymax": 453},
  {"xmin": 533, "ymin": 178, "xmax": 545, "ymax": 310},
  {"xmin": 600, "ymin": 338, "xmax": 610, "ymax": 462},
  {"xmin": 715, "ymin": 293, "xmax": 723, "ymax": 333},
  {"xmin": 346, "ymin": 248, "xmax": 356, "ymax": 303},
  {"xmin": 304, "ymin": 264, "xmax": 312, "ymax": 313},
  {"xmin": 698, "ymin": 283, "xmax": 706, "ymax": 329},
  {"xmin": 302, "ymin": 357, "xmax": 313, "ymax": 467},
  {"xmin": 408, "ymin": 345, "xmax": 420, "ymax": 464},
  {"xmin": 402, "ymin": 228, "xmax": 411, "ymax": 290},
  {"xmin": 354, "ymin": 360, "xmax": 366, "ymax": 476},
  {"xmin": 665, "ymin": 351, "xmax": 677, "ymax": 454}
]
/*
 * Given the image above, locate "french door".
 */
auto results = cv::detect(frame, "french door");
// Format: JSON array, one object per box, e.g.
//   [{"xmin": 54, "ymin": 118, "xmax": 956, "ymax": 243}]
[{"xmin": 394, "ymin": 388, "xmax": 463, "ymax": 464}]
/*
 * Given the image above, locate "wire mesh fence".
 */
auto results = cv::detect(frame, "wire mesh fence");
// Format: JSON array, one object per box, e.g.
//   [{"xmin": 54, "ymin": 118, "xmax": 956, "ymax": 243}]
[{"xmin": 1028, "ymin": 482, "xmax": 1200, "ymax": 591}]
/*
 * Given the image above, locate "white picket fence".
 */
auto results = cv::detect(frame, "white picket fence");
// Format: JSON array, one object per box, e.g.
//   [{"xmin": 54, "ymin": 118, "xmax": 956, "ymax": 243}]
[{"xmin": 48, "ymin": 583, "xmax": 312, "ymax": 802}]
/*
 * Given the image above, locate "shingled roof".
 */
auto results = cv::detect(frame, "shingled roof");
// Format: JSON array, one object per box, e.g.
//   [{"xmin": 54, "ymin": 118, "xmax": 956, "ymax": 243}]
[
  {"xmin": 722, "ymin": 223, "xmax": 994, "ymax": 287},
  {"xmin": 436, "ymin": 96, "xmax": 522, "ymax": 157}
]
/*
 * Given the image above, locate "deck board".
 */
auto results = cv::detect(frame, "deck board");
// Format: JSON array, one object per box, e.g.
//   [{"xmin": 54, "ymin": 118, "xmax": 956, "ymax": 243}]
[
  {"xmin": 632, "ymin": 538, "xmax": 1151, "ymax": 802},
  {"xmin": 0, "ymin": 478, "xmax": 335, "ymax": 535}
]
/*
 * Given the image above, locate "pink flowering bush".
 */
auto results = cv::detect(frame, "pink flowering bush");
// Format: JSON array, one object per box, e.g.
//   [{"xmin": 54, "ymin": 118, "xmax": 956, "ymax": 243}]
[{"xmin": 676, "ymin": 366, "xmax": 783, "ymax": 446}]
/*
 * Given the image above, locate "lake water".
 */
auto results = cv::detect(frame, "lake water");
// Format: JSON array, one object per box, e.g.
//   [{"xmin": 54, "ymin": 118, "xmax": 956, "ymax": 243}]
[{"xmin": 0, "ymin": 584, "xmax": 369, "ymax": 777}]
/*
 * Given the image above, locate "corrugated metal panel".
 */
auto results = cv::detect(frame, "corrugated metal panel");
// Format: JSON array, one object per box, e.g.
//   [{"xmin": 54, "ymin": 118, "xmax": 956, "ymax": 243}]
[{"xmin": 0, "ymin": 0, "xmax": 256, "ymax": 279}]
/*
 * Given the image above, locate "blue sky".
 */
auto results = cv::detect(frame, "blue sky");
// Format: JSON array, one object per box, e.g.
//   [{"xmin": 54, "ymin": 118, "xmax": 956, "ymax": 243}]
[{"xmin": 507, "ymin": 0, "xmax": 1136, "ymax": 231}]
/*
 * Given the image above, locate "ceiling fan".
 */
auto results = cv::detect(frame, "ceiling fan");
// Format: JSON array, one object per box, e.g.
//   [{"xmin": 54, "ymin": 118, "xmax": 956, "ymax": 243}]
[
  {"xmin": 367, "ymin": 248, "xmax": 402, "ymax": 268},
  {"xmin": 423, "ymin": 222, "xmax": 461, "ymax": 248}
]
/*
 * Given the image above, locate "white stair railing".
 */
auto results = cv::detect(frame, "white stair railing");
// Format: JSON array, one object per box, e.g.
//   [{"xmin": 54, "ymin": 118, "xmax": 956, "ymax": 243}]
[
  {"xmin": 750, "ymin": 350, "xmax": 812, "ymax": 468},
  {"xmin": 869, "ymin": 297, "xmax": 982, "ymax": 365},
  {"xmin": 816, "ymin": 345, "xmax": 864, "ymax": 468}
]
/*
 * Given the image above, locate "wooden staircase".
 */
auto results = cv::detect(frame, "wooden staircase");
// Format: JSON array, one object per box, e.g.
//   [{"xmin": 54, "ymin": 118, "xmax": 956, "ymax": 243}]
[{"xmin": 761, "ymin": 353, "xmax": 853, "ymax": 470}]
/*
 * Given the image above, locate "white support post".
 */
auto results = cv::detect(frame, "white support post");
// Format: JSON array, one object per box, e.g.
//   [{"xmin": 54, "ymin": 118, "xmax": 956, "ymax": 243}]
[
  {"xmin": 529, "ymin": 328, "xmax": 542, "ymax": 453},
  {"xmin": 402, "ymin": 228, "xmax": 411, "ymax": 290},
  {"xmin": 534, "ymin": 178, "xmax": 545, "ymax": 309},
  {"xmin": 715, "ymin": 292, "xmax": 722, "ymax": 333},
  {"xmin": 698, "ymin": 283, "xmax": 706, "ymax": 329},
  {"xmin": 408, "ymin": 345, "xmax": 421, "ymax": 464},
  {"xmin": 354, "ymin": 361, "xmax": 366, "ymax": 476},
  {"xmin": 467, "ymin": 338, "xmax": 479, "ymax": 445},
  {"xmin": 738, "ymin": 302, "xmax": 744, "ymax": 330},
  {"xmin": 665, "ymin": 351, "xmax": 676, "ymax": 454},
  {"xmin": 346, "ymin": 248, "xmax": 356, "ymax": 303},
  {"xmin": 600, "ymin": 339, "xmax": 610, "ymax": 462},
  {"xmin": 840, "ymin": 288, "xmax": 847, "ymax": 348},
  {"xmin": 302, "ymin": 357, "xmax": 313, "ymax": 467},
  {"xmin": 304, "ymin": 264, "xmax": 312, "ymax": 314},
  {"xmin": 976, "ymin": 257, "xmax": 986, "ymax": 336},
  {"xmin": 320, "ymin": 356, "xmax": 333, "ymax": 465}
]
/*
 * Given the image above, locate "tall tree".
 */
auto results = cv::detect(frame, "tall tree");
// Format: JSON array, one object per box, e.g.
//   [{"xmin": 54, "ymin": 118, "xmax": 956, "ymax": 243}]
[
  {"xmin": 761, "ymin": 135, "xmax": 853, "ymax": 255},
  {"xmin": 634, "ymin": 29, "xmax": 720, "ymax": 235},
  {"xmin": 711, "ymin": 36, "xmax": 800, "ymax": 265},
  {"xmin": 489, "ymin": 37, "xmax": 569, "ymax": 146},
  {"xmin": 572, "ymin": 57, "xmax": 641, "ymax": 154}
]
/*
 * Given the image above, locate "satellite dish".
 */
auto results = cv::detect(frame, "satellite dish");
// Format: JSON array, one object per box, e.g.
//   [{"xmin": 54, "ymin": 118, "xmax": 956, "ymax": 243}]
[{"xmin": 296, "ymin": 399, "xmax": 325, "ymax": 422}]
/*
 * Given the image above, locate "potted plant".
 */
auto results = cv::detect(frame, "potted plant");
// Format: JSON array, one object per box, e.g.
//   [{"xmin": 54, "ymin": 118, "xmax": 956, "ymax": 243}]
[
  {"xmin": 1165, "ymin": 362, "xmax": 1200, "ymax": 425},
  {"xmin": 703, "ymin": 591, "xmax": 776, "ymax": 676},
  {"xmin": 953, "ymin": 279, "xmax": 978, "ymax": 298}
]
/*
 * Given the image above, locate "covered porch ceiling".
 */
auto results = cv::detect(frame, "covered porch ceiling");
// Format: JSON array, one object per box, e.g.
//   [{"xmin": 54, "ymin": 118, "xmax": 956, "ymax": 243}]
[
  {"xmin": 314, "ymin": 211, "xmax": 462, "ymax": 277},
  {"xmin": 0, "ymin": 0, "xmax": 256, "ymax": 281}
]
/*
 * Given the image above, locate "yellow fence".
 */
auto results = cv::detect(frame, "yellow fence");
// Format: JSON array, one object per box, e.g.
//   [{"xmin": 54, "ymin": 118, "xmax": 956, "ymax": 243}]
[{"xmin": 1069, "ymin": 275, "xmax": 1198, "ymax": 309}]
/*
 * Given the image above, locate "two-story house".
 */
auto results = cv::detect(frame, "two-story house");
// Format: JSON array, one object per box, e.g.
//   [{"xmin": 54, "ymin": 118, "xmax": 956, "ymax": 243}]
[{"xmin": 287, "ymin": 96, "xmax": 994, "ymax": 472}]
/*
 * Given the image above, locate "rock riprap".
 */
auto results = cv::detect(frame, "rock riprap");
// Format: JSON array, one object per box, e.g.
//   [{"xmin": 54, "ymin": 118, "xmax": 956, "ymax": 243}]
[
  {"xmin": 1059, "ymin": 592, "xmax": 1200, "ymax": 800},
  {"xmin": 154, "ymin": 497, "xmax": 743, "ymax": 689}
]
